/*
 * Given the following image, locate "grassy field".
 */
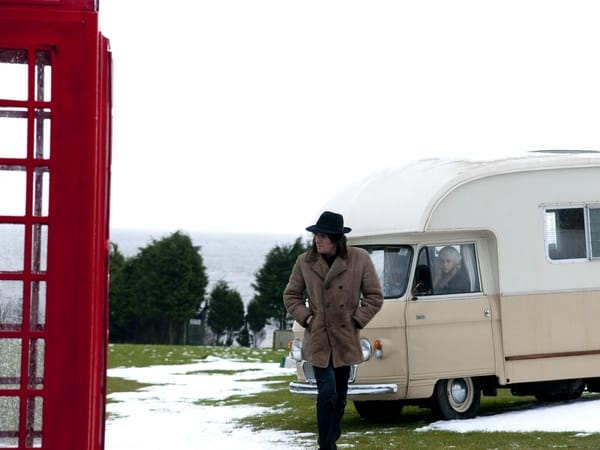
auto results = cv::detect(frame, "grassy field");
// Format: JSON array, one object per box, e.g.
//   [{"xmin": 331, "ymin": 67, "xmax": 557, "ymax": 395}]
[{"xmin": 107, "ymin": 344, "xmax": 600, "ymax": 449}]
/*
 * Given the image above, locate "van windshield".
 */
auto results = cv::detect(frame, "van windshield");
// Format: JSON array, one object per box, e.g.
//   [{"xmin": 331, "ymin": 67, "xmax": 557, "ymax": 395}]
[{"xmin": 359, "ymin": 245, "xmax": 413, "ymax": 299}]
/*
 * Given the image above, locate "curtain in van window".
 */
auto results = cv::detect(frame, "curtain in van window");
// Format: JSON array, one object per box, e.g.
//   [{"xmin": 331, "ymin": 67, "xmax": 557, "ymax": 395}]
[
  {"xmin": 461, "ymin": 244, "xmax": 480, "ymax": 292},
  {"xmin": 590, "ymin": 208, "xmax": 600, "ymax": 258}
]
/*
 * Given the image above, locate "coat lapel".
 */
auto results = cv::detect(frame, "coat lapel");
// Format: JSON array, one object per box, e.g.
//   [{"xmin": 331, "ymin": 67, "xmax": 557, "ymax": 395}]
[
  {"xmin": 324, "ymin": 256, "xmax": 347, "ymax": 288},
  {"xmin": 310, "ymin": 254, "xmax": 348, "ymax": 288},
  {"xmin": 311, "ymin": 257, "xmax": 329, "ymax": 280}
]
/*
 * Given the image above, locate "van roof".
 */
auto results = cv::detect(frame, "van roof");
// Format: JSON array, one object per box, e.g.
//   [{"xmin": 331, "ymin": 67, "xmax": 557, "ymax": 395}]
[{"xmin": 322, "ymin": 152, "xmax": 600, "ymax": 237}]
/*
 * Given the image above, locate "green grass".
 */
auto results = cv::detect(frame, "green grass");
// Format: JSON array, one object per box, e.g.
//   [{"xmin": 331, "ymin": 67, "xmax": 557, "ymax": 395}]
[
  {"xmin": 107, "ymin": 343, "xmax": 285, "ymax": 369},
  {"xmin": 107, "ymin": 344, "xmax": 600, "ymax": 449},
  {"xmin": 108, "ymin": 377, "xmax": 152, "ymax": 396},
  {"xmin": 235, "ymin": 385, "xmax": 600, "ymax": 449}
]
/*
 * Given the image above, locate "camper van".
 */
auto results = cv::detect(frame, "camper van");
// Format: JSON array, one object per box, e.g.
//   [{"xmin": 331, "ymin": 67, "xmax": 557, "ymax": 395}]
[{"xmin": 288, "ymin": 152, "xmax": 600, "ymax": 420}]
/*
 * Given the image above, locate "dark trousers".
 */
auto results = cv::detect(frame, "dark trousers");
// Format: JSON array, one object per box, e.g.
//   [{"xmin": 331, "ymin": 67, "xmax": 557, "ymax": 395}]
[{"xmin": 313, "ymin": 360, "xmax": 351, "ymax": 450}]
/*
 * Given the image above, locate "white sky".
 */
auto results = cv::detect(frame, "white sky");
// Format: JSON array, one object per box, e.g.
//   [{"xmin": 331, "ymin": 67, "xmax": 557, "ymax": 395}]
[
  {"xmin": 98, "ymin": 0, "xmax": 600, "ymax": 234},
  {"xmin": 105, "ymin": 356, "xmax": 600, "ymax": 449}
]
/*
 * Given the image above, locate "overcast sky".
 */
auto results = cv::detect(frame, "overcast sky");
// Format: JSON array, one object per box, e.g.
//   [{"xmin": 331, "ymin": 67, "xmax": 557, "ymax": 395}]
[{"xmin": 98, "ymin": 0, "xmax": 600, "ymax": 234}]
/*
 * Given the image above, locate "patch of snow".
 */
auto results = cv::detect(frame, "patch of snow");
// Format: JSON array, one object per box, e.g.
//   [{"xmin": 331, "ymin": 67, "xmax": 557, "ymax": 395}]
[
  {"xmin": 106, "ymin": 356, "xmax": 600, "ymax": 449},
  {"xmin": 105, "ymin": 357, "xmax": 311, "ymax": 449}
]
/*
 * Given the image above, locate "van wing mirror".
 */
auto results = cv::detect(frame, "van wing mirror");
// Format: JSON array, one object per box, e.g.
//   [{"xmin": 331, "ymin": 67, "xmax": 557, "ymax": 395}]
[{"xmin": 412, "ymin": 265, "xmax": 432, "ymax": 299}]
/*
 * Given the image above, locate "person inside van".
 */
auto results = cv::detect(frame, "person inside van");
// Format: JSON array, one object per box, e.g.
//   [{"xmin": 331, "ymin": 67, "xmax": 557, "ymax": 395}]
[{"xmin": 434, "ymin": 246, "xmax": 470, "ymax": 294}]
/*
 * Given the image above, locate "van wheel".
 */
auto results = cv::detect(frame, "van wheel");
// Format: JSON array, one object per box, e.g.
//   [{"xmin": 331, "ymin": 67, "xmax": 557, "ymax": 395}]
[
  {"xmin": 432, "ymin": 377, "xmax": 480, "ymax": 420},
  {"xmin": 587, "ymin": 378, "xmax": 600, "ymax": 393},
  {"xmin": 534, "ymin": 379, "xmax": 585, "ymax": 402},
  {"xmin": 353, "ymin": 400, "xmax": 403, "ymax": 420}
]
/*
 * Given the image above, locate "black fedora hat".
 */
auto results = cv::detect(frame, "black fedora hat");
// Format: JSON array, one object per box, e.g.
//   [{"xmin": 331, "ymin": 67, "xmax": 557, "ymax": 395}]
[{"xmin": 306, "ymin": 211, "xmax": 351, "ymax": 234}]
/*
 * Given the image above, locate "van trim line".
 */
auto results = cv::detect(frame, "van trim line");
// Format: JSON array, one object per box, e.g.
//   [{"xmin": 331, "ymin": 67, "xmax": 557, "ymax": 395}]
[{"xmin": 506, "ymin": 349, "xmax": 600, "ymax": 361}]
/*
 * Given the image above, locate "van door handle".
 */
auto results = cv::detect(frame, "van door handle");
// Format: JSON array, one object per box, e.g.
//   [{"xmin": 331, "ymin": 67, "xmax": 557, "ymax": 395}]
[{"xmin": 483, "ymin": 308, "xmax": 491, "ymax": 317}]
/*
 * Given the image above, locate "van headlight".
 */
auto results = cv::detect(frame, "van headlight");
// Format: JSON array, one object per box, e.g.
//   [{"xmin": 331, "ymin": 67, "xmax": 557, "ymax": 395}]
[
  {"xmin": 360, "ymin": 338, "xmax": 372, "ymax": 361},
  {"xmin": 288, "ymin": 338, "xmax": 302, "ymax": 361}
]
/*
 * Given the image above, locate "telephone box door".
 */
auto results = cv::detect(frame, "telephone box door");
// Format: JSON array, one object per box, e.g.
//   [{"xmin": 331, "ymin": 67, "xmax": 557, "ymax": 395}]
[{"xmin": 0, "ymin": 5, "xmax": 111, "ymax": 450}]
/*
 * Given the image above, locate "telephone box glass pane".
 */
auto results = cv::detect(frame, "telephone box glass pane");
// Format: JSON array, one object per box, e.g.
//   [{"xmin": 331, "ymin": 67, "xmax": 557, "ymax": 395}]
[
  {"xmin": 0, "ymin": 396, "xmax": 19, "ymax": 447},
  {"xmin": 28, "ymin": 339, "xmax": 45, "ymax": 389},
  {"xmin": 0, "ymin": 280, "xmax": 23, "ymax": 330},
  {"xmin": 31, "ymin": 224, "xmax": 48, "ymax": 273},
  {"xmin": 0, "ymin": 48, "xmax": 27, "ymax": 100},
  {"xmin": 35, "ymin": 50, "xmax": 51, "ymax": 102},
  {"xmin": 0, "ymin": 224, "xmax": 24, "ymax": 272},
  {"xmin": 26, "ymin": 396, "xmax": 43, "ymax": 447},
  {"xmin": 34, "ymin": 109, "xmax": 51, "ymax": 159},
  {"xmin": 0, "ymin": 167, "xmax": 26, "ymax": 216},
  {"xmin": 30, "ymin": 281, "xmax": 46, "ymax": 331},
  {"xmin": 0, "ymin": 339, "xmax": 21, "ymax": 389},
  {"xmin": 32, "ymin": 168, "xmax": 49, "ymax": 217},
  {"xmin": 0, "ymin": 107, "xmax": 27, "ymax": 158}
]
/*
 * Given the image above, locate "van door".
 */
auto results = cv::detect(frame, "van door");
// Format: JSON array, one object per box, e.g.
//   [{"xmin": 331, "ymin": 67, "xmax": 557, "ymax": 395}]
[{"xmin": 406, "ymin": 244, "xmax": 495, "ymax": 394}]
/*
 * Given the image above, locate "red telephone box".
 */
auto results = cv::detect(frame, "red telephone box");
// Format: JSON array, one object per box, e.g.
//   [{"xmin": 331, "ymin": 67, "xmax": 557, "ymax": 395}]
[{"xmin": 0, "ymin": 1, "xmax": 111, "ymax": 449}]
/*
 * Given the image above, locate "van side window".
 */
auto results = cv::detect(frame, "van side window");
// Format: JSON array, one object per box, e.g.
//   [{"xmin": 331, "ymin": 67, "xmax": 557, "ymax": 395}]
[
  {"xmin": 545, "ymin": 205, "xmax": 600, "ymax": 260},
  {"xmin": 362, "ymin": 245, "xmax": 413, "ymax": 299},
  {"xmin": 414, "ymin": 243, "xmax": 481, "ymax": 296}
]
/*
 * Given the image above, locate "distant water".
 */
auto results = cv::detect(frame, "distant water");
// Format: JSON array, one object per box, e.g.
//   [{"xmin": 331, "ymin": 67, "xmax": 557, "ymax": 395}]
[{"xmin": 109, "ymin": 229, "xmax": 301, "ymax": 306}]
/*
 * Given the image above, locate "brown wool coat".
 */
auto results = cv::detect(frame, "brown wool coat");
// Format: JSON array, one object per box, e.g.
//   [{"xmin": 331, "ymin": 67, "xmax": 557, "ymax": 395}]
[{"xmin": 283, "ymin": 246, "xmax": 384, "ymax": 368}]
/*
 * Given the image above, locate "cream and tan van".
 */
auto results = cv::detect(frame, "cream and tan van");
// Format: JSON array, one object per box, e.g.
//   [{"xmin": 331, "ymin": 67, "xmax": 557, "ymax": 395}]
[{"xmin": 288, "ymin": 151, "xmax": 600, "ymax": 420}]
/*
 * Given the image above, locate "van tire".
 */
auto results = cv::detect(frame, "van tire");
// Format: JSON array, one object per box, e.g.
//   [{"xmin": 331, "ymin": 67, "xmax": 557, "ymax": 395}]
[
  {"xmin": 432, "ymin": 377, "xmax": 480, "ymax": 420},
  {"xmin": 587, "ymin": 378, "xmax": 600, "ymax": 393},
  {"xmin": 534, "ymin": 379, "xmax": 585, "ymax": 402},
  {"xmin": 353, "ymin": 400, "xmax": 403, "ymax": 420}
]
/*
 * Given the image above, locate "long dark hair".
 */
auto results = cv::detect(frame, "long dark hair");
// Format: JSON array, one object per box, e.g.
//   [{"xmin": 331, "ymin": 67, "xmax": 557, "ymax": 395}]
[{"xmin": 311, "ymin": 233, "xmax": 348, "ymax": 258}]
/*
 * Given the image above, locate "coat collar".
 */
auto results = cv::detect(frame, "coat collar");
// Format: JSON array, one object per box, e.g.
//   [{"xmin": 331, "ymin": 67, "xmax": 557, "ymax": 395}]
[{"xmin": 308, "ymin": 248, "xmax": 348, "ymax": 288}]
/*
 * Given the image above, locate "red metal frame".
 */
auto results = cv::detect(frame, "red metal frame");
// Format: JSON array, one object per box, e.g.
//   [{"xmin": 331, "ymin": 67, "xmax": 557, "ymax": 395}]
[
  {"xmin": 0, "ymin": 1, "xmax": 111, "ymax": 449},
  {"xmin": 0, "ymin": 0, "xmax": 96, "ymax": 9}
]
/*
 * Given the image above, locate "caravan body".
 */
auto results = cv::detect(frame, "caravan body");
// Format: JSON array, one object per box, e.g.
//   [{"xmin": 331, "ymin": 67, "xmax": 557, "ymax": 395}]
[{"xmin": 289, "ymin": 153, "xmax": 600, "ymax": 419}]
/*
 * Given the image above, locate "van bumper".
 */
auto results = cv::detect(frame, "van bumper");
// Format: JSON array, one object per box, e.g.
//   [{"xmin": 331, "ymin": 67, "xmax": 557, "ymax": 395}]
[{"xmin": 289, "ymin": 381, "xmax": 398, "ymax": 396}]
